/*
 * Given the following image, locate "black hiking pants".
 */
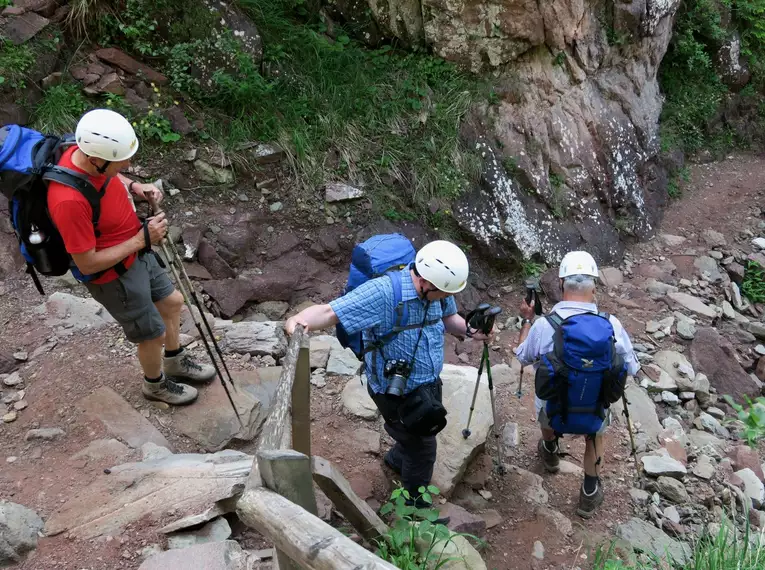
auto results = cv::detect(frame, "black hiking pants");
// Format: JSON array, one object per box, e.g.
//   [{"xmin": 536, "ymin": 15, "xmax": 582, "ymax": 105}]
[{"xmin": 368, "ymin": 380, "xmax": 442, "ymax": 497}]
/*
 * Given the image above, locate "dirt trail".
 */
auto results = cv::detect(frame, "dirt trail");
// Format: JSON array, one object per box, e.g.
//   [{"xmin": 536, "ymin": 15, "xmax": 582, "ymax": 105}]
[{"xmin": 1, "ymin": 154, "xmax": 764, "ymax": 569}]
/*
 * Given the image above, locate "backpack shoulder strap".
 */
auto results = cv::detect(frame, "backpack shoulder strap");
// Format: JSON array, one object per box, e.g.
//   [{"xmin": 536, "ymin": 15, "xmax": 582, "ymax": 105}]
[
  {"xmin": 546, "ymin": 312, "xmax": 564, "ymax": 332},
  {"xmin": 598, "ymin": 311, "xmax": 610, "ymax": 320},
  {"xmin": 42, "ymin": 166, "xmax": 111, "ymax": 233}
]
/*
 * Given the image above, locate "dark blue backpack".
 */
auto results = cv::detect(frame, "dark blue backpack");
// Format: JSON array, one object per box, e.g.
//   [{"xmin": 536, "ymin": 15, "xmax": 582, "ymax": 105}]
[
  {"xmin": 534, "ymin": 312, "xmax": 628, "ymax": 436},
  {"xmin": 0, "ymin": 125, "xmax": 112, "ymax": 294},
  {"xmin": 336, "ymin": 233, "xmax": 445, "ymax": 361}
]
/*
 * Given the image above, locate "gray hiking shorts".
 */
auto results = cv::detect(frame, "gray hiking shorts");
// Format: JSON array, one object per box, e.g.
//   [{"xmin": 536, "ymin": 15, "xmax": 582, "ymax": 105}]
[
  {"xmin": 536, "ymin": 396, "xmax": 611, "ymax": 435},
  {"xmin": 85, "ymin": 252, "xmax": 175, "ymax": 344}
]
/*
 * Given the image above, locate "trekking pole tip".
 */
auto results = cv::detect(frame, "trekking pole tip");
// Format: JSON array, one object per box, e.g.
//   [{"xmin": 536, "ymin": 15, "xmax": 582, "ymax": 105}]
[{"xmin": 461, "ymin": 428, "xmax": 471, "ymax": 439}]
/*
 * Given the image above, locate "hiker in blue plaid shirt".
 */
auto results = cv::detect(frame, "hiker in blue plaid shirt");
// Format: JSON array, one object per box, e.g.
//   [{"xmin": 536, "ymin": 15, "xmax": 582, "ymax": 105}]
[{"xmin": 286, "ymin": 240, "xmax": 492, "ymax": 511}]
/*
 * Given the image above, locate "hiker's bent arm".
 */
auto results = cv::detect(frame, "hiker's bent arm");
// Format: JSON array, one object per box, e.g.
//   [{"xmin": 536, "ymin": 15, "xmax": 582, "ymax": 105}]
[
  {"xmin": 71, "ymin": 215, "xmax": 167, "ymax": 275},
  {"xmin": 443, "ymin": 313, "xmax": 468, "ymax": 338},
  {"xmin": 285, "ymin": 304, "xmax": 339, "ymax": 335}
]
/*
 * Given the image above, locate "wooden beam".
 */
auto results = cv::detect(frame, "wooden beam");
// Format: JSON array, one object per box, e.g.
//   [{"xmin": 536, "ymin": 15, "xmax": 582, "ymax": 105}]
[
  {"xmin": 292, "ymin": 344, "xmax": 311, "ymax": 457},
  {"xmin": 311, "ymin": 456, "xmax": 388, "ymax": 544},
  {"xmin": 245, "ymin": 327, "xmax": 306, "ymax": 491},
  {"xmin": 236, "ymin": 487, "xmax": 398, "ymax": 570},
  {"xmin": 257, "ymin": 449, "xmax": 318, "ymax": 570}
]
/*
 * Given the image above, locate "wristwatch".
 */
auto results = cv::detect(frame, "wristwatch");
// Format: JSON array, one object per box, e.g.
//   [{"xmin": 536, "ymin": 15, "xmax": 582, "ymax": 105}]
[
  {"xmin": 520, "ymin": 318, "xmax": 532, "ymax": 326},
  {"xmin": 128, "ymin": 180, "xmax": 138, "ymax": 193}
]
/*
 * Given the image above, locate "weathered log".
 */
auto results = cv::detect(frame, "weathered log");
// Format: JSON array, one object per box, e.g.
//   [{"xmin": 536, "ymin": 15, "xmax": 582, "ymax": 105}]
[
  {"xmin": 312, "ymin": 456, "xmax": 388, "ymax": 544},
  {"xmin": 237, "ymin": 487, "xmax": 397, "ymax": 570}
]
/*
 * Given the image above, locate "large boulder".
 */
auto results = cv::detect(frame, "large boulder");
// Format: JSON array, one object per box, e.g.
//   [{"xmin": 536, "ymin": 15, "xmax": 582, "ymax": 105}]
[
  {"xmin": 321, "ymin": 0, "xmax": 681, "ymax": 264},
  {"xmin": 0, "ymin": 501, "xmax": 44, "ymax": 566},
  {"xmin": 616, "ymin": 517, "xmax": 690, "ymax": 564},
  {"xmin": 432, "ymin": 364, "xmax": 493, "ymax": 497},
  {"xmin": 690, "ymin": 327, "xmax": 761, "ymax": 402}
]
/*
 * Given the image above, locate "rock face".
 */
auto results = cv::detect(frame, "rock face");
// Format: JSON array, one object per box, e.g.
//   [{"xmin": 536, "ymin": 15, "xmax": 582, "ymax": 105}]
[
  {"xmin": 0, "ymin": 501, "xmax": 44, "ymax": 566},
  {"xmin": 324, "ymin": 1, "xmax": 680, "ymax": 264},
  {"xmin": 140, "ymin": 540, "xmax": 255, "ymax": 570}
]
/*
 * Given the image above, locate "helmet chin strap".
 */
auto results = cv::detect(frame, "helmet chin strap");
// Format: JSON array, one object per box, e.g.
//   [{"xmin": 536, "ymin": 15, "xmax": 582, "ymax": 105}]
[{"xmin": 95, "ymin": 160, "xmax": 111, "ymax": 175}]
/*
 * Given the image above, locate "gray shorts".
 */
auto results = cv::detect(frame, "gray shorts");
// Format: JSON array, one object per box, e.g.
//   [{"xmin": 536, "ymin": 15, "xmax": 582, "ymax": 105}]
[
  {"xmin": 537, "ymin": 397, "xmax": 611, "ymax": 435},
  {"xmin": 86, "ymin": 252, "xmax": 175, "ymax": 343}
]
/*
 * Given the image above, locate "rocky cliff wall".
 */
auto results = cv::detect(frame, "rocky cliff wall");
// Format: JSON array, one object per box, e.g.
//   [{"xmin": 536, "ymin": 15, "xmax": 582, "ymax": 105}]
[{"xmin": 324, "ymin": 0, "xmax": 681, "ymax": 264}]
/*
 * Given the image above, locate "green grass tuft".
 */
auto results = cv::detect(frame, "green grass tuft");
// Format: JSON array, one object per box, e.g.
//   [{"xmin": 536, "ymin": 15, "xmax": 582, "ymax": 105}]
[{"xmin": 31, "ymin": 84, "xmax": 89, "ymax": 134}]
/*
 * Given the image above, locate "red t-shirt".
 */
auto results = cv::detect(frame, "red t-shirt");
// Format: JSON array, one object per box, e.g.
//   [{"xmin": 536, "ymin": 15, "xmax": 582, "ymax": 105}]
[{"xmin": 47, "ymin": 147, "xmax": 141, "ymax": 284}]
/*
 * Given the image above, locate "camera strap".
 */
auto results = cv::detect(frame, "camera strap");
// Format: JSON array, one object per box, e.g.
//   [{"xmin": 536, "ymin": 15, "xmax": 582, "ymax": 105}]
[{"xmin": 375, "ymin": 299, "xmax": 432, "ymax": 382}]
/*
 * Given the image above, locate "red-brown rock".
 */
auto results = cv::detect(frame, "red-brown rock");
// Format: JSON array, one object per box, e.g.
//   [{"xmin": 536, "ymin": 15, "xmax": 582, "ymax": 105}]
[
  {"xmin": 690, "ymin": 327, "xmax": 761, "ymax": 403},
  {"xmin": 727, "ymin": 446, "xmax": 765, "ymax": 482},
  {"xmin": 95, "ymin": 48, "xmax": 168, "ymax": 84},
  {"xmin": 440, "ymin": 502, "xmax": 487, "ymax": 537},
  {"xmin": 198, "ymin": 241, "xmax": 236, "ymax": 280},
  {"xmin": 757, "ymin": 356, "xmax": 765, "ymax": 382}
]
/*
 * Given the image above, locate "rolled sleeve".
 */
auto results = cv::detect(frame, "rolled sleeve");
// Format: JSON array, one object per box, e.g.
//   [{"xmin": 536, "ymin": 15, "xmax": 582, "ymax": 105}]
[
  {"xmin": 514, "ymin": 320, "xmax": 544, "ymax": 365},
  {"xmin": 442, "ymin": 296, "xmax": 458, "ymax": 318},
  {"xmin": 329, "ymin": 279, "xmax": 390, "ymax": 335},
  {"xmin": 611, "ymin": 317, "xmax": 640, "ymax": 376}
]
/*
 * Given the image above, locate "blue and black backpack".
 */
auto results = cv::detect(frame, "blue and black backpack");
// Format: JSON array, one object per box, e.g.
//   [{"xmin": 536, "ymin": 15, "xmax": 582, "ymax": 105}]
[
  {"xmin": 534, "ymin": 312, "xmax": 628, "ymax": 436},
  {"xmin": 336, "ymin": 233, "xmax": 444, "ymax": 361},
  {"xmin": 0, "ymin": 125, "xmax": 113, "ymax": 294}
]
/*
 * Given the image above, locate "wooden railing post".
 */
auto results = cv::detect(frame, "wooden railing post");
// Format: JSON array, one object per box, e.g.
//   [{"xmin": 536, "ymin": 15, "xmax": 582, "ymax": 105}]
[
  {"xmin": 245, "ymin": 328, "xmax": 306, "ymax": 491},
  {"xmin": 292, "ymin": 340, "xmax": 311, "ymax": 457},
  {"xmin": 258, "ymin": 449, "xmax": 318, "ymax": 570}
]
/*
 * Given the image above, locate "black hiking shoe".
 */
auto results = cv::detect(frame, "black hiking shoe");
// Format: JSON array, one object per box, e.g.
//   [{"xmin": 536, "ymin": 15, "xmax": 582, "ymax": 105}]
[
  {"xmin": 576, "ymin": 481, "xmax": 604, "ymax": 519},
  {"xmin": 538, "ymin": 438, "xmax": 560, "ymax": 473},
  {"xmin": 383, "ymin": 449, "xmax": 402, "ymax": 474}
]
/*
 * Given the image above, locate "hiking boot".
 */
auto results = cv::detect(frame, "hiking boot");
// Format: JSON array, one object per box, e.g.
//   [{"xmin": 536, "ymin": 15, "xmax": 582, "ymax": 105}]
[
  {"xmin": 142, "ymin": 375, "xmax": 198, "ymax": 405},
  {"xmin": 384, "ymin": 448, "xmax": 402, "ymax": 474},
  {"xmin": 163, "ymin": 350, "xmax": 216, "ymax": 384},
  {"xmin": 576, "ymin": 481, "xmax": 604, "ymax": 519},
  {"xmin": 538, "ymin": 438, "xmax": 560, "ymax": 473}
]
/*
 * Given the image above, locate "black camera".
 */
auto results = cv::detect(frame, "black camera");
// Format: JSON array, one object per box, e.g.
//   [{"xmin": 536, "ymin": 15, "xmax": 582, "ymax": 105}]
[
  {"xmin": 525, "ymin": 276, "xmax": 543, "ymax": 316},
  {"xmin": 466, "ymin": 303, "xmax": 502, "ymax": 337},
  {"xmin": 384, "ymin": 359, "xmax": 412, "ymax": 397}
]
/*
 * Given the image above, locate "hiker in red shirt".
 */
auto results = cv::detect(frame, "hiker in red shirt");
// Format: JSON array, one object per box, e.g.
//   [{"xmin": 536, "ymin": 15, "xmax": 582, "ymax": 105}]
[{"xmin": 47, "ymin": 109, "xmax": 214, "ymax": 405}]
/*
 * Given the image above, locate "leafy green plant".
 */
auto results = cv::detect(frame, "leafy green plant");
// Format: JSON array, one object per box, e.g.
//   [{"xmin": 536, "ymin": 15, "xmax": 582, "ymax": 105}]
[
  {"xmin": 375, "ymin": 486, "xmax": 479, "ymax": 569},
  {"xmin": 724, "ymin": 394, "xmax": 765, "ymax": 447},
  {"xmin": 31, "ymin": 84, "xmax": 89, "ymax": 134},
  {"xmin": 0, "ymin": 41, "xmax": 35, "ymax": 89},
  {"xmin": 742, "ymin": 261, "xmax": 765, "ymax": 303},
  {"xmin": 521, "ymin": 260, "xmax": 545, "ymax": 277},
  {"xmin": 0, "ymin": 0, "xmax": 12, "ymax": 8}
]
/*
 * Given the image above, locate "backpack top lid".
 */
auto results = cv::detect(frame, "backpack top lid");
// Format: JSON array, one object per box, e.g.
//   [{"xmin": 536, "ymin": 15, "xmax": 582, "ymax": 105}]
[
  {"xmin": 0, "ymin": 125, "xmax": 45, "ymax": 176},
  {"xmin": 346, "ymin": 233, "xmax": 416, "ymax": 292},
  {"xmin": 551, "ymin": 312, "xmax": 615, "ymax": 372}
]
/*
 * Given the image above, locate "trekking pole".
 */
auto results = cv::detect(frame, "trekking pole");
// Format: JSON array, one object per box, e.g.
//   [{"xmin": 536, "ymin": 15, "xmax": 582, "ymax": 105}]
[
  {"xmin": 147, "ymin": 197, "xmax": 244, "ymax": 429},
  {"xmin": 621, "ymin": 393, "xmax": 641, "ymax": 478},
  {"xmin": 462, "ymin": 348, "xmax": 486, "ymax": 440},
  {"xmin": 483, "ymin": 341, "xmax": 506, "ymax": 475},
  {"xmin": 162, "ymin": 230, "xmax": 239, "ymax": 391},
  {"xmin": 515, "ymin": 359, "xmax": 524, "ymax": 398}
]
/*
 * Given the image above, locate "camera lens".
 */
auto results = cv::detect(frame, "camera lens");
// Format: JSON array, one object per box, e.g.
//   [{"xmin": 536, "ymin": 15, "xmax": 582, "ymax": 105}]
[{"xmin": 386, "ymin": 374, "xmax": 406, "ymax": 397}]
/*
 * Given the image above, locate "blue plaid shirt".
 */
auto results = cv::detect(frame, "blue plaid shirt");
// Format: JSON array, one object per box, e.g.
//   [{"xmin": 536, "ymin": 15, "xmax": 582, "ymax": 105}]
[{"xmin": 329, "ymin": 267, "xmax": 458, "ymax": 395}]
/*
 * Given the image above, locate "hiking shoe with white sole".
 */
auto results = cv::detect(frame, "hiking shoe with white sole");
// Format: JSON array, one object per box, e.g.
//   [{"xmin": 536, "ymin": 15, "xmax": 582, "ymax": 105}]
[
  {"xmin": 576, "ymin": 481, "xmax": 604, "ymax": 519},
  {"xmin": 142, "ymin": 375, "xmax": 198, "ymax": 405},
  {"xmin": 164, "ymin": 350, "xmax": 216, "ymax": 384},
  {"xmin": 538, "ymin": 438, "xmax": 560, "ymax": 473}
]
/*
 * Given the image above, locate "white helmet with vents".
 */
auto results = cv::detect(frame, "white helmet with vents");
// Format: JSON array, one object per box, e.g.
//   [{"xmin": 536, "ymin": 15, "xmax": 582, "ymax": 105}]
[
  {"xmin": 559, "ymin": 251, "xmax": 599, "ymax": 278},
  {"xmin": 415, "ymin": 240, "xmax": 469, "ymax": 294},
  {"xmin": 75, "ymin": 109, "xmax": 139, "ymax": 161}
]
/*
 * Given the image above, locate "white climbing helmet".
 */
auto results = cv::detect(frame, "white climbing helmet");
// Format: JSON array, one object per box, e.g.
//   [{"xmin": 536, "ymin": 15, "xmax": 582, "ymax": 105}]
[
  {"xmin": 75, "ymin": 109, "xmax": 139, "ymax": 161},
  {"xmin": 559, "ymin": 251, "xmax": 599, "ymax": 278},
  {"xmin": 415, "ymin": 240, "xmax": 469, "ymax": 294}
]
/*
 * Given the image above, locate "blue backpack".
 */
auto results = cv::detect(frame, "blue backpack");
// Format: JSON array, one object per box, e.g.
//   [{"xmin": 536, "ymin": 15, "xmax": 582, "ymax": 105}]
[
  {"xmin": 336, "ymin": 233, "xmax": 443, "ymax": 360},
  {"xmin": 0, "ymin": 125, "xmax": 112, "ymax": 294},
  {"xmin": 534, "ymin": 312, "xmax": 628, "ymax": 436}
]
